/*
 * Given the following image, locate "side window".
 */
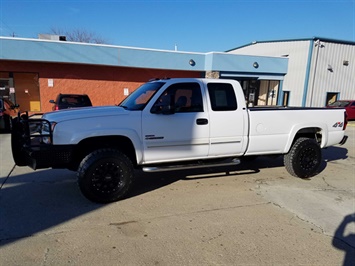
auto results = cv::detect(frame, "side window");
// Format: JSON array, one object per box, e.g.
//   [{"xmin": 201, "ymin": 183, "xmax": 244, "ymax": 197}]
[
  {"xmin": 208, "ymin": 83, "xmax": 237, "ymax": 111},
  {"xmin": 151, "ymin": 82, "xmax": 203, "ymax": 113}
]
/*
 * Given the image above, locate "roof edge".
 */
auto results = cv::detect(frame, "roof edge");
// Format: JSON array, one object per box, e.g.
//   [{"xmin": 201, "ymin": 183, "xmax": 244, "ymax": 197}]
[
  {"xmin": 0, "ymin": 36, "xmax": 205, "ymax": 55},
  {"xmin": 226, "ymin": 36, "xmax": 355, "ymax": 52}
]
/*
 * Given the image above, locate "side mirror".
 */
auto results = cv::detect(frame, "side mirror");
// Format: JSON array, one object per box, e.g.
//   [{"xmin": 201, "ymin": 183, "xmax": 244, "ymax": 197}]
[{"xmin": 49, "ymin": 100, "xmax": 55, "ymax": 104}]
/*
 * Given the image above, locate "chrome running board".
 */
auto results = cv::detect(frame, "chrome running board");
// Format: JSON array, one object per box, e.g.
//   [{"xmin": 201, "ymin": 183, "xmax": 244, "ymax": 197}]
[{"xmin": 142, "ymin": 158, "xmax": 240, "ymax": 173}]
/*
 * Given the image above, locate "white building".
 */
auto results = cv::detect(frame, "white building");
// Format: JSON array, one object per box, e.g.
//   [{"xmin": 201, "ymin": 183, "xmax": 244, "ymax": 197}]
[{"xmin": 227, "ymin": 37, "xmax": 355, "ymax": 107}]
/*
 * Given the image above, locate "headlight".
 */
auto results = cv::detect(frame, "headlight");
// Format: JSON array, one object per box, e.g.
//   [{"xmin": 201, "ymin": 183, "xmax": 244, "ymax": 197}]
[
  {"xmin": 41, "ymin": 121, "xmax": 57, "ymax": 144},
  {"xmin": 42, "ymin": 136, "xmax": 51, "ymax": 144},
  {"xmin": 40, "ymin": 121, "xmax": 57, "ymax": 144},
  {"xmin": 41, "ymin": 136, "xmax": 50, "ymax": 144},
  {"xmin": 28, "ymin": 120, "xmax": 57, "ymax": 145},
  {"xmin": 41, "ymin": 121, "xmax": 57, "ymax": 134},
  {"xmin": 42, "ymin": 121, "xmax": 49, "ymax": 133}
]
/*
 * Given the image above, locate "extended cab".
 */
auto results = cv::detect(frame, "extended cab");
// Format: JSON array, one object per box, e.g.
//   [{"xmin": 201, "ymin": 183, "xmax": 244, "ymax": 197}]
[{"xmin": 11, "ymin": 78, "xmax": 348, "ymax": 203}]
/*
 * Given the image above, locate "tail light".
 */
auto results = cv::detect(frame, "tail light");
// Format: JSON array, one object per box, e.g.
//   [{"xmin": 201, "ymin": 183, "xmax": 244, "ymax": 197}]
[
  {"xmin": 343, "ymin": 111, "xmax": 348, "ymax": 130},
  {"xmin": 55, "ymin": 106, "xmax": 59, "ymax": 111}
]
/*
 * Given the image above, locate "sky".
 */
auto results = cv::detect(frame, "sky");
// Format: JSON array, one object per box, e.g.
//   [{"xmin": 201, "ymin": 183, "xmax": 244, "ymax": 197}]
[{"xmin": 0, "ymin": 0, "xmax": 354, "ymax": 53}]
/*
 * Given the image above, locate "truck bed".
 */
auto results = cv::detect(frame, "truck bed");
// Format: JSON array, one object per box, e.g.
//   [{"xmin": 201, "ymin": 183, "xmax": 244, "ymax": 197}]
[{"xmin": 245, "ymin": 106, "xmax": 346, "ymax": 155}]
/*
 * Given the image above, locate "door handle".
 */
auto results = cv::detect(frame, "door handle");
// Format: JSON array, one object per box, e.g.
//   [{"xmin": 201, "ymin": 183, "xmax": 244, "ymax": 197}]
[{"xmin": 196, "ymin": 118, "xmax": 208, "ymax": 125}]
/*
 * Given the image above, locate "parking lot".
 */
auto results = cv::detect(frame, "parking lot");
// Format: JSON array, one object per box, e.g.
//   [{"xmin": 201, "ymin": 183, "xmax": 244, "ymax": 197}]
[{"xmin": 1, "ymin": 124, "xmax": 354, "ymax": 265}]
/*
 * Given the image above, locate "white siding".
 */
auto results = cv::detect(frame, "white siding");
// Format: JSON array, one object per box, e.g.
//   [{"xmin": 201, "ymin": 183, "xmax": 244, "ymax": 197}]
[
  {"xmin": 229, "ymin": 39, "xmax": 355, "ymax": 107},
  {"xmin": 307, "ymin": 41, "xmax": 355, "ymax": 107},
  {"xmin": 229, "ymin": 41, "xmax": 311, "ymax": 106}
]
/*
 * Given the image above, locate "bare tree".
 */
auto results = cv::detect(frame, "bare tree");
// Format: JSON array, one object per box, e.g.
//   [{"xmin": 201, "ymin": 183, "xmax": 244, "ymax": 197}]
[{"xmin": 49, "ymin": 27, "xmax": 107, "ymax": 44}]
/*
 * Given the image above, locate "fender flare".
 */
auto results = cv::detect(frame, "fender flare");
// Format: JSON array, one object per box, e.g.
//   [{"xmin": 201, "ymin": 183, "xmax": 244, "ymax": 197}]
[{"xmin": 284, "ymin": 123, "xmax": 327, "ymax": 153}]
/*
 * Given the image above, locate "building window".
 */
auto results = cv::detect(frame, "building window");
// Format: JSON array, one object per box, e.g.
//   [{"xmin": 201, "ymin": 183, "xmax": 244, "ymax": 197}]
[
  {"xmin": 282, "ymin": 91, "xmax": 290, "ymax": 106},
  {"xmin": 326, "ymin": 92, "xmax": 339, "ymax": 106}
]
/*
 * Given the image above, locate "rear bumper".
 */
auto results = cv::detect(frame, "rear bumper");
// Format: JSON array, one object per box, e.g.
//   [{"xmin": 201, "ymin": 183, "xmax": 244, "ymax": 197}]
[{"xmin": 339, "ymin": 135, "xmax": 348, "ymax": 145}]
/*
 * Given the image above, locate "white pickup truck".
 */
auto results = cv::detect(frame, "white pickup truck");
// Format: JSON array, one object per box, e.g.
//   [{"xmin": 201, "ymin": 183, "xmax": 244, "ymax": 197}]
[{"xmin": 11, "ymin": 78, "xmax": 348, "ymax": 203}]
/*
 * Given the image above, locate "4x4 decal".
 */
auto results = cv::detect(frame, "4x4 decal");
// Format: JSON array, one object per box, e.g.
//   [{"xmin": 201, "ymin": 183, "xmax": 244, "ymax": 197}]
[{"xmin": 332, "ymin": 122, "xmax": 344, "ymax": 128}]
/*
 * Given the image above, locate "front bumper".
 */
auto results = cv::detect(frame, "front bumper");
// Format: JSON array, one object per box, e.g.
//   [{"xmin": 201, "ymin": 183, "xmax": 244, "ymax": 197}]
[
  {"xmin": 11, "ymin": 115, "xmax": 74, "ymax": 170},
  {"xmin": 20, "ymin": 144, "xmax": 74, "ymax": 170}
]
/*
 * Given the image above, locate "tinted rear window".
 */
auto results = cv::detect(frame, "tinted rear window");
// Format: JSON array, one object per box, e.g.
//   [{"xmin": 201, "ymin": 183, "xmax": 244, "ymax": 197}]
[
  {"xmin": 59, "ymin": 95, "xmax": 92, "ymax": 108},
  {"xmin": 207, "ymin": 83, "xmax": 237, "ymax": 111}
]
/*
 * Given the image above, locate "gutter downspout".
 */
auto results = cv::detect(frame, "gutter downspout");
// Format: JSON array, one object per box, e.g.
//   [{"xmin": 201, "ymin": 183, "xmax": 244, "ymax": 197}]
[
  {"xmin": 277, "ymin": 80, "xmax": 284, "ymax": 106},
  {"xmin": 309, "ymin": 39, "xmax": 323, "ymax": 107},
  {"xmin": 302, "ymin": 40, "xmax": 315, "ymax": 107}
]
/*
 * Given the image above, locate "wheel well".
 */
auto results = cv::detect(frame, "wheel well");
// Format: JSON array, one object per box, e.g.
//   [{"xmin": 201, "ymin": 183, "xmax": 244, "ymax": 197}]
[
  {"xmin": 72, "ymin": 136, "xmax": 137, "ymax": 168},
  {"xmin": 293, "ymin": 127, "xmax": 322, "ymax": 145}
]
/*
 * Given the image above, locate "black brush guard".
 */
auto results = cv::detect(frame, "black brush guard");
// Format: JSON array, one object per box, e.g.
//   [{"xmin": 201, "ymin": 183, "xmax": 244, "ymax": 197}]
[{"xmin": 11, "ymin": 113, "xmax": 73, "ymax": 170}]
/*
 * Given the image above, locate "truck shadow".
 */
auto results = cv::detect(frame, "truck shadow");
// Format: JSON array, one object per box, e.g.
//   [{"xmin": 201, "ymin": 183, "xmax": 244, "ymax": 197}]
[
  {"xmin": 0, "ymin": 145, "xmax": 348, "ymax": 248},
  {"xmin": 131, "ymin": 155, "xmax": 286, "ymax": 197},
  {"xmin": 322, "ymin": 146, "xmax": 348, "ymax": 162},
  {"xmin": 0, "ymin": 130, "xmax": 11, "ymax": 135},
  {"xmin": 132, "ymin": 166, "xmax": 260, "ymax": 197},
  {"xmin": 132, "ymin": 145, "xmax": 349, "ymax": 197},
  {"xmin": 319, "ymin": 146, "xmax": 348, "ymax": 173},
  {"xmin": 0, "ymin": 169, "xmax": 102, "ymax": 248}
]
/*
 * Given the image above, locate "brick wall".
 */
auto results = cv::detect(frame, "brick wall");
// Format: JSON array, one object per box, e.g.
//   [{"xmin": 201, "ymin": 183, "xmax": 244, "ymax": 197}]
[{"xmin": 0, "ymin": 60, "xmax": 202, "ymax": 113}]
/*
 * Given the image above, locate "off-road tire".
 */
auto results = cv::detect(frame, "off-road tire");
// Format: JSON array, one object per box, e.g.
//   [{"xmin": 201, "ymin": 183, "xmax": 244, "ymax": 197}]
[
  {"xmin": 77, "ymin": 148, "xmax": 134, "ymax": 203},
  {"xmin": 284, "ymin": 137, "xmax": 322, "ymax": 178}
]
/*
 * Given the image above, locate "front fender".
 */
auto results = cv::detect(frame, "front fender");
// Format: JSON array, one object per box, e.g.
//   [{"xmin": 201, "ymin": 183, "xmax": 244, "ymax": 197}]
[{"xmin": 53, "ymin": 118, "xmax": 144, "ymax": 164}]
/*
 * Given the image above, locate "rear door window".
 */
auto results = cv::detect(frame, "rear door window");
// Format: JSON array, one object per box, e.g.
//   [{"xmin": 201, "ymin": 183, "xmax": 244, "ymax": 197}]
[{"xmin": 207, "ymin": 83, "xmax": 237, "ymax": 111}]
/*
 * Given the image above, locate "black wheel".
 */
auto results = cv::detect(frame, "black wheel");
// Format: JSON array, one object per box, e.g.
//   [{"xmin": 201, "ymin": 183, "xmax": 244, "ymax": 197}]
[
  {"xmin": 284, "ymin": 137, "xmax": 322, "ymax": 178},
  {"xmin": 77, "ymin": 148, "xmax": 134, "ymax": 203}
]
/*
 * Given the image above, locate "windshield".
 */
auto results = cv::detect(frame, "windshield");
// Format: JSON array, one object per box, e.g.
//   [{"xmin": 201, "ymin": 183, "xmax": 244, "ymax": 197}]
[{"xmin": 119, "ymin": 82, "xmax": 165, "ymax": 110}]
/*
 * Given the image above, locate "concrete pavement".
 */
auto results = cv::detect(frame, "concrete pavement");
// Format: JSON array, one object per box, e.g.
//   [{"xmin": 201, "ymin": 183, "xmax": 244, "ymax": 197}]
[{"xmin": 0, "ymin": 124, "xmax": 354, "ymax": 265}]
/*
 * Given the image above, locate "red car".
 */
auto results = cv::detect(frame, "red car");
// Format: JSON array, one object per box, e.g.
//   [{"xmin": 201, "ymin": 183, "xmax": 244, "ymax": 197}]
[{"xmin": 327, "ymin": 100, "xmax": 355, "ymax": 120}]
